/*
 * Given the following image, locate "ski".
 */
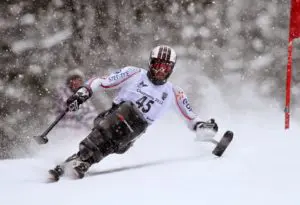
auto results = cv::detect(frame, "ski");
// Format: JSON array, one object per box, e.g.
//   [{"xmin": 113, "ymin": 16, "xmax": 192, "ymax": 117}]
[
  {"xmin": 47, "ymin": 169, "xmax": 61, "ymax": 183},
  {"xmin": 46, "ymin": 165, "xmax": 65, "ymax": 182},
  {"xmin": 46, "ymin": 162, "xmax": 86, "ymax": 182},
  {"xmin": 212, "ymin": 130, "xmax": 234, "ymax": 157}
]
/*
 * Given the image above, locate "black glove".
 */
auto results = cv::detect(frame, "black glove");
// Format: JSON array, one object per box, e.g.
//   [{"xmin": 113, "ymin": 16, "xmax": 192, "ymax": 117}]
[
  {"xmin": 194, "ymin": 118, "xmax": 218, "ymax": 132},
  {"xmin": 66, "ymin": 87, "xmax": 90, "ymax": 112}
]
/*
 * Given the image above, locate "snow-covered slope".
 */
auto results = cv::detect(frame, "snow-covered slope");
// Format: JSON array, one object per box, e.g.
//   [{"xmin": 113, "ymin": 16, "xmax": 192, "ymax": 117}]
[{"xmin": 1, "ymin": 93, "xmax": 300, "ymax": 205}]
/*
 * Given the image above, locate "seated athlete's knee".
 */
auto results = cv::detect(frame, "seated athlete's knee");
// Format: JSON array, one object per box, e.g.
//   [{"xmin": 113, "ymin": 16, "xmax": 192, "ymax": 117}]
[{"xmin": 93, "ymin": 109, "xmax": 110, "ymax": 127}]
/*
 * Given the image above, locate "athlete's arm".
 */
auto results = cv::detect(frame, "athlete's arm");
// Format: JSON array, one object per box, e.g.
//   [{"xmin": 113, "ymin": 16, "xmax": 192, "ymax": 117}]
[
  {"xmin": 171, "ymin": 85, "xmax": 218, "ymax": 141},
  {"xmin": 84, "ymin": 66, "xmax": 141, "ymax": 95},
  {"xmin": 65, "ymin": 67, "xmax": 141, "ymax": 111},
  {"xmin": 171, "ymin": 85, "xmax": 201, "ymax": 131}
]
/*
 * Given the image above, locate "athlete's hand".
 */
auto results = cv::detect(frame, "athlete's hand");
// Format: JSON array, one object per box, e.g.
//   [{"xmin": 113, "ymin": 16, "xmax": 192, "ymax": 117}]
[
  {"xmin": 66, "ymin": 87, "xmax": 90, "ymax": 112},
  {"xmin": 194, "ymin": 119, "xmax": 218, "ymax": 141}
]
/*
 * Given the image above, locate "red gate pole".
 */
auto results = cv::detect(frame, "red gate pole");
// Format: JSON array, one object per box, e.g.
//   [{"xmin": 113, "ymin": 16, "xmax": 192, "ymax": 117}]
[{"xmin": 285, "ymin": 0, "xmax": 300, "ymax": 129}]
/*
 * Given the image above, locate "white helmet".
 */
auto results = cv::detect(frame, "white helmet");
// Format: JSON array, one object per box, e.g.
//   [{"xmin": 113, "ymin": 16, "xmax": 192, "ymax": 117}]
[{"xmin": 147, "ymin": 45, "xmax": 177, "ymax": 85}]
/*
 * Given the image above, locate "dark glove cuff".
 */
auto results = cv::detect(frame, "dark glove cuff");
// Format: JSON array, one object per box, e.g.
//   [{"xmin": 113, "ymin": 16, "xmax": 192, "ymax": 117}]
[
  {"xmin": 193, "ymin": 121, "xmax": 203, "ymax": 131},
  {"xmin": 77, "ymin": 85, "xmax": 93, "ymax": 98}
]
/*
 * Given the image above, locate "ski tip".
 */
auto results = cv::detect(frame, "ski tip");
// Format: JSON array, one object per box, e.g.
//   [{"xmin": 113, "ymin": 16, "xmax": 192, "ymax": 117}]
[
  {"xmin": 212, "ymin": 130, "xmax": 234, "ymax": 157},
  {"xmin": 71, "ymin": 167, "xmax": 85, "ymax": 180},
  {"xmin": 45, "ymin": 176, "xmax": 59, "ymax": 183},
  {"xmin": 224, "ymin": 130, "xmax": 234, "ymax": 137},
  {"xmin": 47, "ymin": 170, "xmax": 60, "ymax": 183}
]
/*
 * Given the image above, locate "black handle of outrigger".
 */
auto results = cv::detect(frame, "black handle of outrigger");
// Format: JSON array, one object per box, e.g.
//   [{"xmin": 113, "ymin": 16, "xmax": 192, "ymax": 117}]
[{"xmin": 33, "ymin": 108, "xmax": 68, "ymax": 144}]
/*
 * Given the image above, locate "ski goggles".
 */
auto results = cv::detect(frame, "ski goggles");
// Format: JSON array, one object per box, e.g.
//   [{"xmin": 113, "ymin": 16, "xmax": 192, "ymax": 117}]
[{"xmin": 150, "ymin": 61, "xmax": 174, "ymax": 80}]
